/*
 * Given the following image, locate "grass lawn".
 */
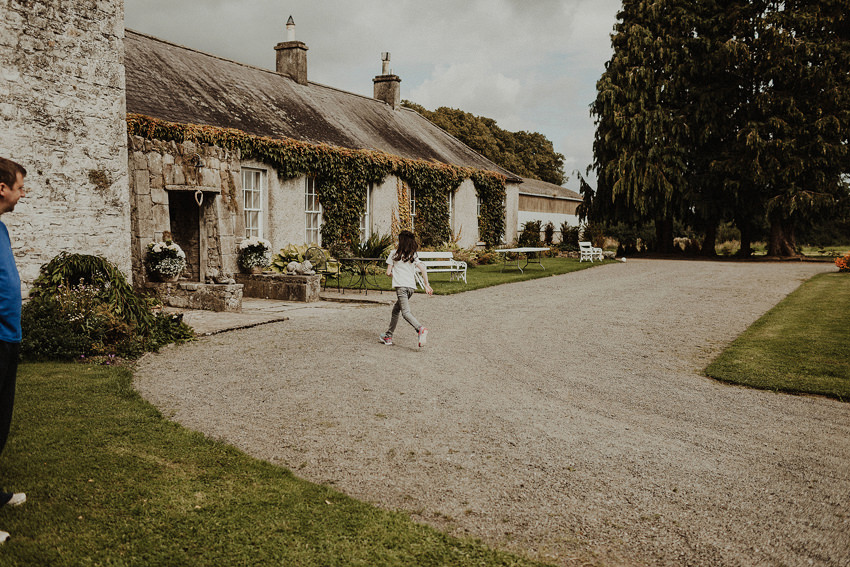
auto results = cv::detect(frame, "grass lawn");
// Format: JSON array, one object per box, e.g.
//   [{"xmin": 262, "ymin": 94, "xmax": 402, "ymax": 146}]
[
  {"xmin": 325, "ymin": 256, "xmax": 616, "ymax": 295},
  {"xmin": 0, "ymin": 363, "xmax": 549, "ymax": 567},
  {"xmin": 705, "ymin": 272, "xmax": 850, "ymax": 401}
]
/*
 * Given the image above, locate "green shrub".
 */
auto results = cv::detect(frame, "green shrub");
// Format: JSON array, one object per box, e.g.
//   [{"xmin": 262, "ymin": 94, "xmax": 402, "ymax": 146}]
[
  {"xmin": 518, "ymin": 220, "xmax": 542, "ymax": 247},
  {"xmin": 21, "ymin": 296, "xmax": 90, "ymax": 361},
  {"xmin": 559, "ymin": 223, "xmax": 580, "ymax": 251},
  {"xmin": 543, "ymin": 222, "xmax": 555, "ymax": 245},
  {"xmin": 22, "ymin": 253, "xmax": 194, "ymax": 362},
  {"xmin": 582, "ymin": 222, "xmax": 605, "ymax": 248},
  {"xmin": 30, "ymin": 252, "xmax": 155, "ymax": 333},
  {"xmin": 352, "ymin": 232, "xmax": 394, "ymax": 259}
]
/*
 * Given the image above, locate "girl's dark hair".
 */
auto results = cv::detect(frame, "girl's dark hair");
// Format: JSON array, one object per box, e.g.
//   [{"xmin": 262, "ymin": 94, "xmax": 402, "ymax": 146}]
[{"xmin": 393, "ymin": 230, "xmax": 418, "ymax": 262}]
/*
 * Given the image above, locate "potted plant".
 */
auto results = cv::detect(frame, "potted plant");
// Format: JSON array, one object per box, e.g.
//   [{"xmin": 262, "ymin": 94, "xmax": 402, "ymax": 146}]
[
  {"xmin": 145, "ymin": 239, "xmax": 186, "ymax": 282},
  {"xmin": 238, "ymin": 237, "xmax": 272, "ymax": 274}
]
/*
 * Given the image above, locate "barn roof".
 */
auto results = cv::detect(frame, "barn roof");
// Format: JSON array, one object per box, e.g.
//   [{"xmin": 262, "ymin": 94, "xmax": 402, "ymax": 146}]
[
  {"xmin": 519, "ymin": 177, "xmax": 582, "ymax": 201},
  {"xmin": 123, "ymin": 30, "xmax": 519, "ymax": 181}
]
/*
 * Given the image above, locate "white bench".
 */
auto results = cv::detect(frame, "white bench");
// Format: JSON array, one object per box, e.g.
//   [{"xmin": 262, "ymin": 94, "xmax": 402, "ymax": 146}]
[
  {"xmin": 579, "ymin": 241, "xmax": 604, "ymax": 262},
  {"xmin": 414, "ymin": 251, "xmax": 467, "ymax": 287}
]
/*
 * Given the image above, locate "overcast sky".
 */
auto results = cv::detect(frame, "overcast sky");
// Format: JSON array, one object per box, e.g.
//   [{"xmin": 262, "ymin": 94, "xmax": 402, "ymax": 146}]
[{"xmin": 124, "ymin": 0, "xmax": 621, "ymax": 190}]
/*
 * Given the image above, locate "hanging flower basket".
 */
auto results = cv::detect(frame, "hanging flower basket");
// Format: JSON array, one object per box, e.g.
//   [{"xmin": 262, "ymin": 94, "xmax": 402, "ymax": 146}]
[
  {"xmin": 238, "ymin": 237, "xmax": 272, "ymax": 273},
  {"xmin": 145, "ymin": 240, "xmax": 187, "ymax": 281}
]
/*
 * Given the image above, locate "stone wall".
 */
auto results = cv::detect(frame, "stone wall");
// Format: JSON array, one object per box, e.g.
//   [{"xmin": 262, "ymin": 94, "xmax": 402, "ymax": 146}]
[
  {"xmin": 128, "ymin": 136, "xmax": 240, "ymax": 284},
  {"xmin": 145, "ymin": 281, "xmax": 243, "ymax": 313},
  {"xmin": 236, "ymin": 273, "xmax": 321, "ymax": 303},
  {"xmin": 0, "ymin": 0, "xmax": 130, "ymax": 289}
]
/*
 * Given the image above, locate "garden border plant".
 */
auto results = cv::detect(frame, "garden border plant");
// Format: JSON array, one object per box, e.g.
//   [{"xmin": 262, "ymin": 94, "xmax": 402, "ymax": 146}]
[
  {"xmin": 127, "ymin": 114, "xmax": 508, "ymax": 249},
  {"xmin": 23, "ymin": 253, "xmax": 193, "ymax": 361}
]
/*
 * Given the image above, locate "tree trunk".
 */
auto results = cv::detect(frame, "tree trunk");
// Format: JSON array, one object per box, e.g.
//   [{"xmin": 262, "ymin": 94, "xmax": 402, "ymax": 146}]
[
  {"xmin": 655, "ymin": 218, "xmax": 674, "ymax": 253},
  {"xmin": 737, "ymin": 223, "xmax": 753, "ymax": 257},
  {"xmin": 768, "ymin": 216, "xmax": 797, "ymax": 256},
  {"xmin": 701, "ymin": 223, "xmax": 718, "ymax": 256}
]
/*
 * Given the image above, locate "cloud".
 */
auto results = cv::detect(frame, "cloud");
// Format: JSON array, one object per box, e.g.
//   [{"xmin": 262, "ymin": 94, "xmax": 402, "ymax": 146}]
[
  {"xmin": 124, "ymin": 0, "xmax": 622, "ymax": 187},
  {"xmin": 408, "ymin": 62, "xmax": 522, "ymax": 120}
]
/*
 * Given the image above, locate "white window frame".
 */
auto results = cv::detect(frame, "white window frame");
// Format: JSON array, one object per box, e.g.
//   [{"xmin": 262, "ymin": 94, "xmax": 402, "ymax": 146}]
[
  {"xmin": 476, "ymin": 195, "xmax": 482, "ymax": 219},
  {"xmin": 242, "ymin": 167, "xmax": 265, "ymax": 239},
  {"xmin": 305, "ymin": 176, "xmax": 322, "ymax": 245},
  {"xmin": 360, "ymin": 183, "xmax": 373, "ymax": 243},
  {"xmin": 447, "ymin": 191, "xmax": 455, "ymax": 232}
]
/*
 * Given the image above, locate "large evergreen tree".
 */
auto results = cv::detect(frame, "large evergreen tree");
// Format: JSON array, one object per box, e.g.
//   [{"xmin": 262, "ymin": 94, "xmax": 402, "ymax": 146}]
[
  {"xmin": 747, "ymin": 0, "xmax": 850, "ymax": 256},
  {"xmin": 587, "ymin": 0, "xmax": 849, "ymax": 256},
  {"xmin": 588, "ymin": 0, "xmax": 696, "ymax": 252}
]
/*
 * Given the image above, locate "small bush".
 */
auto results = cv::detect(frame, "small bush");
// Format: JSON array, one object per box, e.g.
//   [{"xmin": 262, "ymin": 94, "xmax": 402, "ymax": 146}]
[
  {"xmin": 559, "ymin": 223, "xmax": 580, "ymax": 251},
  {"xmin": 353, "ymin": 232, "xmax": 394, "ymax": 259},
  {"xmin": 717, "ymin": 240, "xmax": 739, "ymax": 256},
  {"xmin": 543, "ymin": 222, "xmax": 555, "ymax": 245},
  {"xmin": 582, "ymin": 222, "xmax": 605, "ymax": 248},
  {"xmin": 518, "ymin": 220, "xmax": 542, "ymax": 247},
  {"xmin": 22, "ymin": 253, "xmax": 194, "ymax": 362},
  {"xmin": 473, "ymin": 250, "xmax": 497, "ymax": 265},
  {"xmin": 21, "ymin": 296, "xmax": 90, "ymax": 361}
]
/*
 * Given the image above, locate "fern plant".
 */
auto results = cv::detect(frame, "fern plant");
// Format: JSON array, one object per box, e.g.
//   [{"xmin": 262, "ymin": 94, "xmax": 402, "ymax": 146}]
[
  {"xmin": 352, "ymin": 232, "xmax": 394, "ymax": 259},
  {"xmin": 30, "ymin": 252, "xmax": 155, "ymax": 332}
]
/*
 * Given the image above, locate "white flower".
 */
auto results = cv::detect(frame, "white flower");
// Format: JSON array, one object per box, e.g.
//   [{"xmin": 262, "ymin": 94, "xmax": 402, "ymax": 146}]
[{"xmin": 239, "ymin": 237, "xmax": 271, "ymax": 250}]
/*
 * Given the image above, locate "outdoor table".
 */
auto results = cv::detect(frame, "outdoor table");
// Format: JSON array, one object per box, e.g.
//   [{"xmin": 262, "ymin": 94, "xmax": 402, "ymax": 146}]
[
  {"xmin": 494, "ymin": 247, "xmax": 550, "ymax": 273},
  {"xmin": 338, "ymin": 257, "xmax": 384, "ymax": 295}
]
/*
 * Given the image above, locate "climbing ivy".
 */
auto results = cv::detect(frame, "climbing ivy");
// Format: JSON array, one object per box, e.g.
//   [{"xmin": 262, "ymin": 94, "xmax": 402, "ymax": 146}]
[
  {"xmin": 127, "ymin": 114, "xmax": 506, "ymax": 249},
  {"xmin": 471, "ymin": 171, "xmax": 507, "ymax": 247}
]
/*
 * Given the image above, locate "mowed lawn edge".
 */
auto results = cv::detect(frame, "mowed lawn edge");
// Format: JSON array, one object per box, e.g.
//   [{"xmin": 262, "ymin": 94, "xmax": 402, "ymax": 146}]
[
  {"xmin": 0, "ymin": 363, "xmax": 551, "ymax": 567},
  {"xmin": 325, "ymin": 256, "xmax": 618, "ymax": 295},
  {"xmin": 705, "ymin": 272, "xmax": 850, "ymax": 402}
]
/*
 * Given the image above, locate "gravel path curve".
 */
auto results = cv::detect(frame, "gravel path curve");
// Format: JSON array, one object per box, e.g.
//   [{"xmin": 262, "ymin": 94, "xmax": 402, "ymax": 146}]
[{"xmin": 134, "ymin": 259, "xmax": 849, "ymax": 566}]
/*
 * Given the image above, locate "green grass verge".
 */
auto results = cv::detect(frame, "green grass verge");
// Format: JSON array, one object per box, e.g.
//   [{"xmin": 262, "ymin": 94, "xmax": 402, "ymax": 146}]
[
  {"xmin": 705, "ymin": 272, "xmax": 850, "ymax": 401},
  {"xmin": 326, "ymin": 256, "xmax": 615, "ymax": 295},
  {"xmin": 0, "ymin": 363, "xmax": 549, "ymax": 566}
]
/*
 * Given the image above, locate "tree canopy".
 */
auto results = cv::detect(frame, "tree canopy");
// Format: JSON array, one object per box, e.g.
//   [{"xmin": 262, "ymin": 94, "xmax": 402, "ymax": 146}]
[
  {"xmin": 401, "ymin": 101, "xmax": 567, "ymax": 185},
  {"xmin": 585, "ymin": 0, "xmax": 850, "ymax": 256}
]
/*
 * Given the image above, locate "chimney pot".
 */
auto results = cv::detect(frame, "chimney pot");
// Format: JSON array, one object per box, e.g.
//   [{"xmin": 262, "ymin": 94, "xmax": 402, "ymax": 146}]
[
  {"xmin": 286, "ymin": 15, "xmax": 296, "ymax": 41},
  {"xmin": 373, "ymin": 52, "xmax": 401, "ymax": 109},
  {"xmin": 276, "ymin": 15, "xmax": 308, "ymax": 85}
]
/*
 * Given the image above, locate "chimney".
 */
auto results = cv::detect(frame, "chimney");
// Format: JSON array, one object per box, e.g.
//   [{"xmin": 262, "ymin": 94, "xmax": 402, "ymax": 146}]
[
  {"xmin": 373, "ymin": 52, "xmax": 401, "ymax": 109},
  {"xmin": 275, "ymin": 15, "xmax": 308, "ymax": 85}
]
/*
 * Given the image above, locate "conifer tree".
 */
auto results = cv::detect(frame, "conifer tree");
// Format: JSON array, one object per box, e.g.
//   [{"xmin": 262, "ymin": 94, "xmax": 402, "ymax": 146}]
[{"xmin": 745, "ymin": 0, "xmax": 850, "ymax": 256}]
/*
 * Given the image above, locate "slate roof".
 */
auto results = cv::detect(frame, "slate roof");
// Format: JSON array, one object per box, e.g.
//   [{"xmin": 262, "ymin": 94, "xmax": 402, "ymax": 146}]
[
  {"xmin": 123, "ymin": 30, "xmax": 519, "ymax": 180},
  {"xmin": 519, "ymin": 177, "xmax": 582, "ymax": 201}
]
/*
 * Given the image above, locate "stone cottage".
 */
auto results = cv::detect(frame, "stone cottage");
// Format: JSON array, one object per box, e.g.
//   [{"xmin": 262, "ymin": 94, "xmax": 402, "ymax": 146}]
[
  {"xmin": 123, "ymin": 20, "xmax": 524, "ymax": 288},
  {"xmin": 2, "ymin": 4, "xmax": 580, "ymax": 303}
]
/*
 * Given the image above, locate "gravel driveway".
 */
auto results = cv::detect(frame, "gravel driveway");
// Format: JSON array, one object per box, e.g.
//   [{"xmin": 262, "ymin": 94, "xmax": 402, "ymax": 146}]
[{"xmin": 134, "ymin": 259, "xmax": 849, "ymax": 566}]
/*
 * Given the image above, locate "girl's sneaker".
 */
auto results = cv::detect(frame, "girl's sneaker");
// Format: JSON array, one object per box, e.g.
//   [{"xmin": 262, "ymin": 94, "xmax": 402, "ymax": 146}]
[
  {"xmin": 418, "ymin": 327, "xmax": 428, "ymax": 347},
  {"xmin": 379, "ymin": 334, "xmax": 393, "ymax": 345}
]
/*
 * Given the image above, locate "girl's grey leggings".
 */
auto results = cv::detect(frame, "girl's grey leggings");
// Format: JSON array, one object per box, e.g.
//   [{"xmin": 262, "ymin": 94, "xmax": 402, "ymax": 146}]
[{"xmin": 386, "ymin": 287, "xmax": 421, "ymax": 336}]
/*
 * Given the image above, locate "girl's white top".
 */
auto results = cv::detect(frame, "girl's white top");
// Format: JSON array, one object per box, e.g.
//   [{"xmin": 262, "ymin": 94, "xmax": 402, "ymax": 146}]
[{"xmin": 386, "ymin": 250, "xmax": 420, "ymax": 289}]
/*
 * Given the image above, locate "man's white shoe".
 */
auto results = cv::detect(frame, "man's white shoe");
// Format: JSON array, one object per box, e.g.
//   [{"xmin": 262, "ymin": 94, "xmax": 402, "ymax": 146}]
[
  {"xmin": 7, "ymin": 493, "xmax": 25, "ymax": 507},
  {"xmin": 0, "ymin": 530, "xmax": 9, "ymax": 543}
]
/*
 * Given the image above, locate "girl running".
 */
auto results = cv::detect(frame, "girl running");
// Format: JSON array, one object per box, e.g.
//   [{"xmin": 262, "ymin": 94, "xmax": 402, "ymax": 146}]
[{"xmin": 380, "ymin": 230, "xmax": 432, "ymax": 347}]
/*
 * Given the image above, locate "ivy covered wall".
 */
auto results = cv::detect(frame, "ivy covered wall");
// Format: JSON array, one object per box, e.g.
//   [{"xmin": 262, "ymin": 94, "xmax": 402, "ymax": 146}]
[{"xmin": 127, "ymin": 114, "xmax": 508, "ymax": 249}]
